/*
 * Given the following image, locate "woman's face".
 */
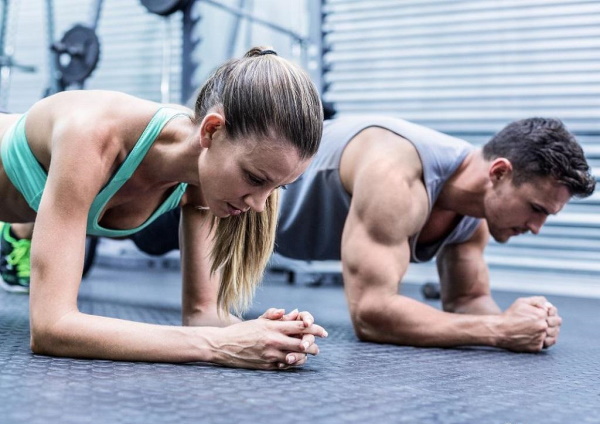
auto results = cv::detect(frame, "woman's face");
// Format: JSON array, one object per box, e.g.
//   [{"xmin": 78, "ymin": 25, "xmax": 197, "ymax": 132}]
[{"xmin": 197, "ymin": 117, "xmax": 310, "ymax": 218}]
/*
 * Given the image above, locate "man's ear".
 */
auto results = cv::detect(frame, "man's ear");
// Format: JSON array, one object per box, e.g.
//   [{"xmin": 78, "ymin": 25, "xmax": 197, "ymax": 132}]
[
  {"xmin": 489, "ymin": 158, "xmax": 513, "ymax": 183},
  {"xmin": 199, "ymin": 112, "xmax": 225, "ymax": 148}
]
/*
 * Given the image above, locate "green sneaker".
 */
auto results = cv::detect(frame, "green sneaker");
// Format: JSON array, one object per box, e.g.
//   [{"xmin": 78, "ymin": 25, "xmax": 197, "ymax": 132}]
[{"xmin": 0, "ymin": 222, "xmax": 31, "ymax": 293}]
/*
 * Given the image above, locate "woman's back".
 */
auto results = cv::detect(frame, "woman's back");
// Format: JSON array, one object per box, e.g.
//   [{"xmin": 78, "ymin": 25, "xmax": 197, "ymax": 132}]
[{"xmin": 0, "ymin": 90, "xmax": 195, "ymax": 227}]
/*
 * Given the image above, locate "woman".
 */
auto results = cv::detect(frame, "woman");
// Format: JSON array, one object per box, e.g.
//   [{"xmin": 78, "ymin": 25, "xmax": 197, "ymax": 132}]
[{"xmin": 0, "ymin": 47, "xmax": 327, "ymax": 369}]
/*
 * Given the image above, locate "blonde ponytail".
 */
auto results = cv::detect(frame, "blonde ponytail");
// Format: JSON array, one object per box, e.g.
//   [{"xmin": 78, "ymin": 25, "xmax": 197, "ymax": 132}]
[
  {"xmin": 210, "ymin": 190, "xmax": 279, "ymax": 316},
  {"xmin": 193, "ymin": 46, "xmax": 322, "ymax": 316}
]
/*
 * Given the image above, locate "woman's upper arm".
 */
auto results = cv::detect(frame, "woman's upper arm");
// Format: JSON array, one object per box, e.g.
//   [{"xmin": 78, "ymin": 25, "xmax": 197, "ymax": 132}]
[{"xmin": 29, "ymin": 117, "xmax": 116, "ymax": 328}]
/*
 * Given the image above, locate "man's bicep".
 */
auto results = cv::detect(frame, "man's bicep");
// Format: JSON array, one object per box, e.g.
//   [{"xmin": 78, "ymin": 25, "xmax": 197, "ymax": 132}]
[
  {"xmin": 341, "ymin": 163, "xmax": 422, "ymax": 305},
  {"xmin": 341, "ymin": 197, "xmax": 412, "ymax": 308}
]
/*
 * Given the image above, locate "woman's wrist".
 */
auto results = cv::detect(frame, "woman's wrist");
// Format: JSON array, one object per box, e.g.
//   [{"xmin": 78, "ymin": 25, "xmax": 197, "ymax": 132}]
[{"xmin": 187, "ymin": 326, "xmax": 222, "ymax": 364}]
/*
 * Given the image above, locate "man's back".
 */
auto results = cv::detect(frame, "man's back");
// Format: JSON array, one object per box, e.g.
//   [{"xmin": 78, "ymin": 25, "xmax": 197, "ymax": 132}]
[{"xmin": 275, "ymin": 116, "xmax": 479, "ymax": 262}]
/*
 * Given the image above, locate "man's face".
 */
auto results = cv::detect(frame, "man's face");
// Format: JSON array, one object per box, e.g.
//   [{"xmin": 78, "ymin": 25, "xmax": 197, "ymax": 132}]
[{"xmin": 485, "ymin": 175, "xmax": 571, "ymax": 243}]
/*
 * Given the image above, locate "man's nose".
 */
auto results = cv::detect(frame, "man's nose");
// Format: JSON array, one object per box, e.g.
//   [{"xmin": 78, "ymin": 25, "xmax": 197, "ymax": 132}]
[{"xmin": 527, "ymin": 214, "xmax": 547, "ymax": 235}]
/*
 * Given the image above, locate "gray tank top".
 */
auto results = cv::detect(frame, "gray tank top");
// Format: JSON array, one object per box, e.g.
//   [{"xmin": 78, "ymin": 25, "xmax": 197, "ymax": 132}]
[{"xmin": 276, "ymin": 116, "xmax": 481, "ymax": 262}]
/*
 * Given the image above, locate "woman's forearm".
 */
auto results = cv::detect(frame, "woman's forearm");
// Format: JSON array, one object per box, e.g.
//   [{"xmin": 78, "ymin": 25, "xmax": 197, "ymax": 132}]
[{"xmin": 30, "ymin": 310, "xmax": 219, "ymax": 363}]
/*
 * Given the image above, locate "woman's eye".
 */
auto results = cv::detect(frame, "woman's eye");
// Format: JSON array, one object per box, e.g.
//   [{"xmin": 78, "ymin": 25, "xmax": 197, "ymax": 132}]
[{"xmin": 247, "ymin": 173, "xmax": 264, "ymax": 186}]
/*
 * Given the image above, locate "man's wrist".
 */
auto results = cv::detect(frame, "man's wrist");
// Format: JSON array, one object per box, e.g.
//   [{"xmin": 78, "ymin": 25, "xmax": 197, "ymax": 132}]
[{"xmin": 482, "ymin": 314, "xmax": 505, "ymax": 348}]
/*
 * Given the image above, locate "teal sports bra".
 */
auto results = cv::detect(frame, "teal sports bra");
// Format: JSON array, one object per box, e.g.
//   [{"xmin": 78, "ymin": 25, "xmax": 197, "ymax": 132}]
[{"xmin": 1, "ymin": 107, "xmax": 189, "ymax": 237}]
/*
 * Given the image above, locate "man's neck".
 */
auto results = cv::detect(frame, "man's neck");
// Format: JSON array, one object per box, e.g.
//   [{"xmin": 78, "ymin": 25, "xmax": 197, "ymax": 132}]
[{"xmin": 435, "ymin": 149, "xmax": 490, "ymax": 218}]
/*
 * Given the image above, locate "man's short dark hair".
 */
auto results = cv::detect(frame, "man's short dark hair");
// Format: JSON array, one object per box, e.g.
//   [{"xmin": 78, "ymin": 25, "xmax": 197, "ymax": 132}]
[{"xmin": 482, "ymin": 117, "xmax": 596, "ymax": 198}]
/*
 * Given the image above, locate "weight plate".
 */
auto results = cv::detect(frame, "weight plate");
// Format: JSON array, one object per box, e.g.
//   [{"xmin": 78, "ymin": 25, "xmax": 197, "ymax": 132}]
[{"xmin": 53, "ymin": 24, "xmax": 100, "ymax": 85}]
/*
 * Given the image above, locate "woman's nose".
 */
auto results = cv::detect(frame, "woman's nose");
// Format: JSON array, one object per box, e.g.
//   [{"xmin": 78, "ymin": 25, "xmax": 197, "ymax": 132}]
[{"xmin": 244, "ymin": 190, "xmax": 270, "ymax": 213}]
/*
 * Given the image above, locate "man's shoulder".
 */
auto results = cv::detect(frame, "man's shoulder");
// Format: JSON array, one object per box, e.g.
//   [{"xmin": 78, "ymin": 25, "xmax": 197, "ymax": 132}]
[
  {"xmin": 354, "ymin": 131, "xmax": 427, "ymax": 193},
  {"xmin": 350, "ymin": 158, "xmax": 430, "ymax": 244}
]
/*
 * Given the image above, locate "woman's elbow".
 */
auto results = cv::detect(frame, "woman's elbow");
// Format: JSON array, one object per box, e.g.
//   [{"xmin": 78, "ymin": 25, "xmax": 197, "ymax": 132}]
[
  {"xmin": 30, "ymin": 325, "xmax": 53, "ymax": 355},
  {"xmin": 29, "ymin": 319, "xmax": 60, "ymax": 355},
  {"xmin": 29, "ymin": 314, "xmax": 72, "ymax": 356}
]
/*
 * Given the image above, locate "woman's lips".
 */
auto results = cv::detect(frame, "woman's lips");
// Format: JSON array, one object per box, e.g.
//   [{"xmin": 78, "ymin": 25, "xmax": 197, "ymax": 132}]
[{"xmin": 226, "ymin": 203, "xmax": 243, "ymax": 216}]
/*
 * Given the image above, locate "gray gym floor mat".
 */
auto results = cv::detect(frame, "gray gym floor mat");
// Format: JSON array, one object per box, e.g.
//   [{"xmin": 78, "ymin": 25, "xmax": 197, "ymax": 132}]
[{"xmin": 1, "ymin": 266, "xmax": 599, "ymax": 424}]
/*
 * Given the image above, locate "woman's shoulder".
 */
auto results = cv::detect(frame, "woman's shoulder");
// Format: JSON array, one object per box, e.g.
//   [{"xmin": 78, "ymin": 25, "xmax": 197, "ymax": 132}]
[
  {"xmin": 32, "ymin": 90, "xmax": 195, "ymax": 124},
  {"xmin": 36, "ymin": 90, "xmax": 156, "ymax": 115},
  {"xmin": 31, "ymin": 91, "xmax": 167, "ymax": 135},
  {"xmin": 24, "ymin": 91, "xmax": 160, "ymax": 155}
]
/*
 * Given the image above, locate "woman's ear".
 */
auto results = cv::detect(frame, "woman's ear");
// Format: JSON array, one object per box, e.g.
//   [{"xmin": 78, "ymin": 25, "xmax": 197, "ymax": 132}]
[
  {"xmin": 489, "ymin": 158, "xmax": 513, "ymax": 183},
  {"xmin": 199, "ymin": 112, "xmax": 225, "ymax": 148}
]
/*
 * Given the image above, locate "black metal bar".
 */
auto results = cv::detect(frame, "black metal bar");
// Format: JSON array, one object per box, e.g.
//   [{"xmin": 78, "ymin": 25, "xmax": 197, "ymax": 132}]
[
  {"xmin": 307, "ymin": 0, "xmax": 324, "ymax": 96},
  {"xmin": 90, "ymin": 0, "xmax": 104, "ymax": 30},
  {"xmin": 225, "ymin": 0, "xmax": 244, "ymax": 59},
  {"xmin": 181, "ymin": 0, "xmax": 199, "ymax": 104},
  {"xmin": 44, "ymin": 0, "xmax": 60, "ymax": 95},
  {"xmin": 0, "ymin": 56, "xmax": 35, "ymax": 72},
  {"xmin": 0, "ymin": 0, "xmax": 9, "ymax": 58}
]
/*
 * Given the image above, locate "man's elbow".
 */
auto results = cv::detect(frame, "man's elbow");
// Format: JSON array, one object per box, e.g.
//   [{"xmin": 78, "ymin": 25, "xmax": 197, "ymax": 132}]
[
  {"xmin": 442, "ymin": 292, "xmax": 496, "ymax": 315},
  {"xmin": 351, "ymin": 303, "xmax": 388, "ymax": 343},
  {"xmin": 441, "ymin": 296, "xmax": 462, "ymax": 313},
  {"xmin": 351, "ymin": 298, "xmax": 420, "ymax": 345}
]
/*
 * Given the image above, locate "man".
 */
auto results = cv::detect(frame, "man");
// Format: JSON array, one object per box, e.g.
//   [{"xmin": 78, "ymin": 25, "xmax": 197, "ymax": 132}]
[
  {"xmin": 3, "ymin": 117, "xmax": 594, "ymax": 353},
  {"xmin": 274, "ymin": 116, "xmax": 594, "ymax": 352}
]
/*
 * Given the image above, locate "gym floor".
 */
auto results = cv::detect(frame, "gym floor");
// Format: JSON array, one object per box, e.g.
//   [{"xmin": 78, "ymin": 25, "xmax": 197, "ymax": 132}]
[{"xmin": 1, "ymin": 262, "xmax": 599, "ymax": 424}]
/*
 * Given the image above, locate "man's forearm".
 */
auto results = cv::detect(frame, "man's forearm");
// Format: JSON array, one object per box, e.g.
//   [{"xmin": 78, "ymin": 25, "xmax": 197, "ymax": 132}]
[{"xmin": 353, "ymin": 294, "xmax": 503, "ymax": 348}]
